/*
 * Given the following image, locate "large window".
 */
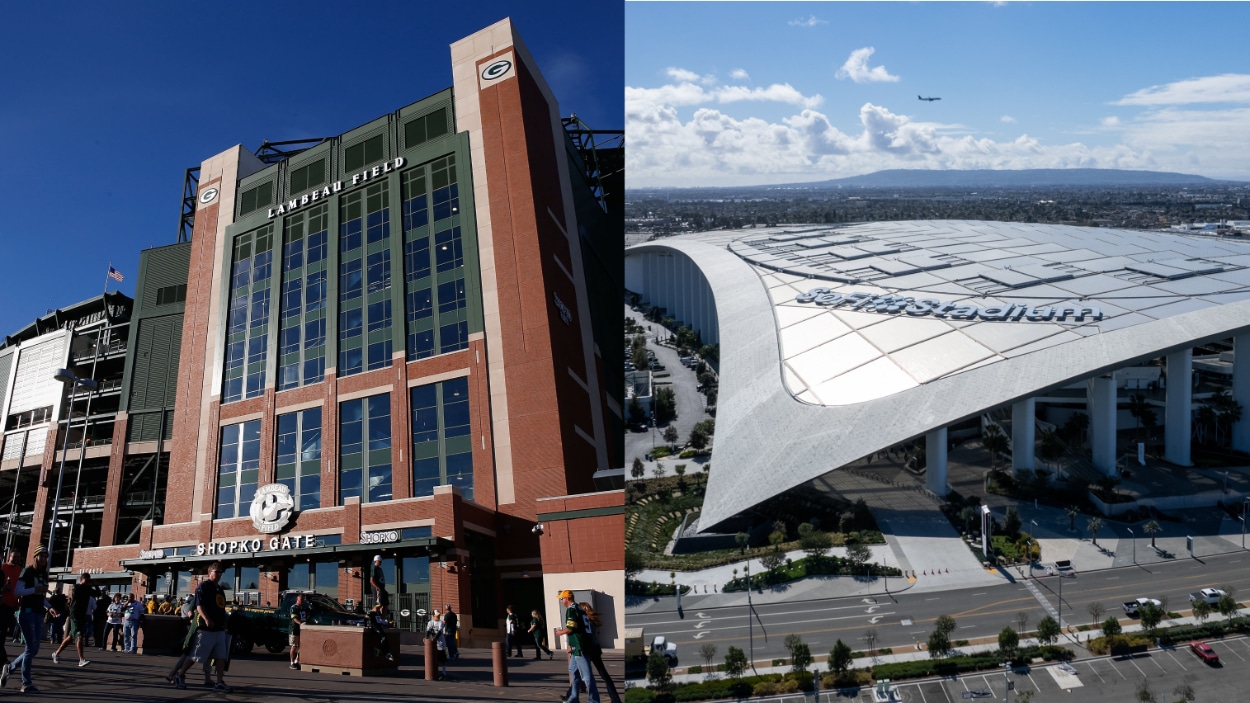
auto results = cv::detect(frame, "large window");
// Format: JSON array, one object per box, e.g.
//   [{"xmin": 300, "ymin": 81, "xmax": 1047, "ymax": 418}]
[
  {"xmin": 344, "ymin": 135, "xmax": 384, "ymax": 173},
  {"xmin": 217, "ymin": 419, "xmax": 260, "ymax": 519},
  {"xmin": 410, "ymin": 376, "xmax": 473, "ymax": 501},
  {"xmin": 222, "ymin": 227, "xmax": 274, "ymax": 403},
  {"xmin": 289, "ymin": 159, "xmax": 326, "ymax": 195},
  {"xmin": 340, "ymin": 393, "xmax": 392, "ymax": 504},
  {"xmin": 277, "ymin": 206, "xmax": 329, "ymax": 390},
  {"xmin": 339, "ymin": 182, "xmax": 392, "ymax": 377},
  {"xmin": 276, "ymin": 406, "xmax": 322, "ymax": 511},
  {"xmin": 402, "ymin": 155, "xmax": 467, "ymax": 361}
]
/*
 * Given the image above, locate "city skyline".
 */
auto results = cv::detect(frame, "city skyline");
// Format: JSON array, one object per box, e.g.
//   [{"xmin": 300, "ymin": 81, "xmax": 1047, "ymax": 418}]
[
  {"xmin": 627, "ymin": 1, "xmax": 1250, "ymax": 188},
  {"xmin": 0, "ymin": 0, "xmax": 623, "ymax": 338}
]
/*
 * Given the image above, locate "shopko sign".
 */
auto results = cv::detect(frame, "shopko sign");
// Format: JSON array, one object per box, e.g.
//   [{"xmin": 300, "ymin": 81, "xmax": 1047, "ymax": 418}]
[
  {"xmin": 194, "ymin": 534, "xmax": 319, "ymax": 557},
  {"xmin": 795, "ymin": 288, "xmax": 1103, "ymax": 323}
]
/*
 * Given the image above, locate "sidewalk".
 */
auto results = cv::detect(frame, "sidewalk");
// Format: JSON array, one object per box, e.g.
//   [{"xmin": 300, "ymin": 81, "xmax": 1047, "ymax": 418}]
[{"xmin": 0, "ymin": 645, "xmax": 619, "ymax": 702}]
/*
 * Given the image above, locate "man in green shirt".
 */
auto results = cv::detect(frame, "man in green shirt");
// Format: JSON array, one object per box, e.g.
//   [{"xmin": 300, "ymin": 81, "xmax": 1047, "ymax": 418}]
[{"xmin": 554, "ymin": 589, "xmax": 599, "ymax": 703}]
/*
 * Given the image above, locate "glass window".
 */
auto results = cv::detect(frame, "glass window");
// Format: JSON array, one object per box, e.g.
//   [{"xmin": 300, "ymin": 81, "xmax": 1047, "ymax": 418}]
[
  {"xmin": 222, "ymin": 227, "xmax": 275, "ymax": 402},
  {"xmin": 409, "ymin": 377, "xmax": 474, "ymax": 500},
  {"xmin": 276, "ymin": 407, "xmax": 322, "ymax": 512},
  {"xmin": 344, "ymin": 135, "xmax": 383, "ymax": 173},
  {"xmin": 340, "ymin": 394, "xmax": 391, "ymax": 505},
  {"xmin": 289, "ymin": 159, "xmax": 326, "ymax": 195},
  {"xmin": 217, "ymin": 419, "xmax": 260, "ymax": 519},
  {"xmin": 314, "ymin": 561, "xmax": 338, "ymax": 601}
]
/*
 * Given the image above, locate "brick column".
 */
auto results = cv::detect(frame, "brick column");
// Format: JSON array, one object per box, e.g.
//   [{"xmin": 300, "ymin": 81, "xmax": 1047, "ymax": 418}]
[{"xmin": 97, "ymin": 412, "xmax": 130, "ymax": 546}]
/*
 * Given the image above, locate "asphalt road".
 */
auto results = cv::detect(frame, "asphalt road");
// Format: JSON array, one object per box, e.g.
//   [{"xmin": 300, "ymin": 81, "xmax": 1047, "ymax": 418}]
[{"xmin": 629, "ymin": 551, "xmax": 1250, "ymax": 664}]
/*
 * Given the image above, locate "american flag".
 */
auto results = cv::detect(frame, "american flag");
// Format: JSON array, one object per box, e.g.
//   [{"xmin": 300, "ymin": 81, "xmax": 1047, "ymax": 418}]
[{"xmin": 107, "ymin": 266, "xmax": 124, "ymax": 282}]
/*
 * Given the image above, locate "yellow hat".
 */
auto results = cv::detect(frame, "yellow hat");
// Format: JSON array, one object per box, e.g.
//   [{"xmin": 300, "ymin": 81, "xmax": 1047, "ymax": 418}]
[{"xmin": 557, "ymin": 589, "xmax": 574, "ymax": 600}]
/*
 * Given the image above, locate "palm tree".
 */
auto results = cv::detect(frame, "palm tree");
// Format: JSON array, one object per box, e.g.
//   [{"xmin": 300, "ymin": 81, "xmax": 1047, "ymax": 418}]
[
  {"xmin": 1039, "ymin": 429, "xmax": 1065, "ymax": 474},
  {"xmin": 1065, "ymin": 505, "xmax": 1080, "ymax": 531},
  {"xmin": 1142, "ymin": 519, "xmax": 1162, "ymax": 548},
  {"xmin": 1086, "ymin": 516, "xmax": 1103, "ymax": 546},
  {"xmin": 983, "ymin": 423, "xmax": 1009, "ymax": 471},
  {"xmin": 1128, "ymin": 394, "xmax": 1149, "ymax": 444},
  {"xmin": 1195, "ymin": 405, "xmax": 1216, "ymax": 445}
]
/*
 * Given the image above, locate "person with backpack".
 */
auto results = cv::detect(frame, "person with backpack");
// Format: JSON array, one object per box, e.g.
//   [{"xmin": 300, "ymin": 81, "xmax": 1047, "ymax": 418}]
[
  {"xmin": 554, "ymin": 589, "xmax": 600, "ymax": 703},
  {"xmin": 504, "ymin": 604, "xmax": 523, "ymax": 657},
  {"xmin": 2, "ymin": 545, "xmax": 51, "ymax": 693}
]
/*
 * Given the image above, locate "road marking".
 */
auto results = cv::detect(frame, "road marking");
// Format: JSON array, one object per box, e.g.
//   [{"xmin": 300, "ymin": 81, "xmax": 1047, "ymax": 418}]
[
  {"xmin": 972, "ymin": 593, "xmax": 986, "ymax": 596},
  {"xmin": 868, "ymin": 616, "xmax": 883, "ymax": 624},
  {"xmin": 939, "ymin": 680, "xmax": 954, "ymax": 703},
  {"xmin": 1166, "ymin": 650, "xmax": 1188, "ymax": 671},
  {"xmin": 910, "ymin": 630, "xmax": 928, "ymax": 634},
  {"xmin": 696, "ymin": 612, "xmax": 711, "ymax": 619},
  {"xmin": 866, "ymin": 606, "xmax": 880, "ymax": 613},
  {"xmin": 1217, "ymin": 640, "xmax": 1246, "ymax": 661},
  {"xmin": 694, "ymin": 622, "xmax": 709, "ymax": 629},
  {"xmin": 1046, "ymin": 665, "xmax": 1084, "ymax": 690},
  {"xmin": 917, "ymin": 682, "xmax": 929, "ymax": 703},
  {"xmin": 1146, "ymin": 654, "xmax": 1167, "ymax": 673},
  {"xmin": 1082, "ymin": 661, "xmax": 1106, "ymax": 683},
  {"xmin": 692, "ymin": 631, "xmax": 710, "ymax": 639},
  {"xmin": 862, "ymin": 598, "xmax": 878, "ymax": 604},
  {"xmin": 1105, "ymin": 576, "xmax": 1119, "ymax": 580},
  {"xmin": 961, "ymin": 625, "xmax": 977, "ymax": 629},
  {"xmin": 926, "ymin": 597, "xmax": 942, "ymax": 601},
  {"xmin": 980, "ymin": 675, "xmax": 997, "ymax": 698},
  {"xmin": 1126, "ymin": 657, "xmax": 1147, "ymax": 679}
]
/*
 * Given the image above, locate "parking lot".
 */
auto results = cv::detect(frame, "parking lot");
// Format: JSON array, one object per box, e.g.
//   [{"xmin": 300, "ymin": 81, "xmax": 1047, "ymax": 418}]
[{"xmin": 755, "ymin": 636, "xmax": 1250, "ymax": 703}]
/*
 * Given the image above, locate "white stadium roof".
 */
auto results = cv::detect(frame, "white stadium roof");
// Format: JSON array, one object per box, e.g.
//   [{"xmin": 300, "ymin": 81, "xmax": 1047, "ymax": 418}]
[{"xmin": 625, "ymin": 221, "xmax": 1250, "ymax": 531}]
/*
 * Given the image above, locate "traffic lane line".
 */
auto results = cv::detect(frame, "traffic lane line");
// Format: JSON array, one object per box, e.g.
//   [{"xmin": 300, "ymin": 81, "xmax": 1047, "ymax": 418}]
[
  {"xmin": 1080, "ymin": 659, "xmax": 1106, "ymax": 683},
  {"xmin": 1165, "ymin": 649, "xmax": 1189, "ymax": 671}
]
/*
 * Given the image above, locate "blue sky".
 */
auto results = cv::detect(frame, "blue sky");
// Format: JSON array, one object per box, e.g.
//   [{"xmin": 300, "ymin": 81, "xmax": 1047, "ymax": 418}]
[
  {"xmin": 627, "ymin": 1, "xmax": 1250, "ymax": 187},
  {"xmin": 0, "ymin": 0, "xmax": 622, "ymax": 338}
]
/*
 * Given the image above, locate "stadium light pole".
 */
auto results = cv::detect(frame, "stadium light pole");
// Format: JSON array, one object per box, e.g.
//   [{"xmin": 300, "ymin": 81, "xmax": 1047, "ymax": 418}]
[{"xmin": 48, "ymin": 368, "xmax": 97, "ymax": 589}]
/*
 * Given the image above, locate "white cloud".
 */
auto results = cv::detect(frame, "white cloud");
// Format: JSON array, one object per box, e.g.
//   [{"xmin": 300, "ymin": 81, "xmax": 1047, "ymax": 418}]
[
  {"xmin": 1115, "ymin": 74, "xmax": 1250, "ymax": 106},
  {"xmin": 666, "ymin": 67, "xmax": 715, "ymax": 85},
  {"xmin": 1101, "ymin": 116, "xmax": 1121, "ymax": 127},
  {"xmin": 730, "ymin": 69, "xmax": 750, "ymax": 81},
  {"xmin": 789, "ymin": 15, "xmax": 827, "ymax": 27},
  {"xmin": 626, "ymin": 79, "xmax": 823, "ymax": 115},
  {"xmin": 1000, "ymin": 115, "xmax": 1016, "ymax": 123},
  {"xmin": 836, "ymin": 47, "xmax": 900, "ymax": 84}
]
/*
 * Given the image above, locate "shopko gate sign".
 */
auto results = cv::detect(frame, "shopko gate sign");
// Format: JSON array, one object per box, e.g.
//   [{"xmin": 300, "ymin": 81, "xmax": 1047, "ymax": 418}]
[
  {"xmin": 795, "ymin": 288, "xmax": 1103, "ymax": 323},
  {"xmin": 194, "ymin": 533, "xmax": 319, "ymax": 557}
]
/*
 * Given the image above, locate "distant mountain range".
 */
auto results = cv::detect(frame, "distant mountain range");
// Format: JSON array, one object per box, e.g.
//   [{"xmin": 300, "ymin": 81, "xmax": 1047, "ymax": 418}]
[{"xmin": 789, "ymin": 168, "xmax": 1232, "ymax": 188}]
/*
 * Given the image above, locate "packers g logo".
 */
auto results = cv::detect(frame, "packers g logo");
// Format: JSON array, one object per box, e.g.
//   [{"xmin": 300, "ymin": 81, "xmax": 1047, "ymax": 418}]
[
  {"xmin": 481, "ymin": 59, "xmax": 512, "ymax": 81},
  {"xmin": 250, "ymin": 483, "xmax": 296, "ymax": 534}
]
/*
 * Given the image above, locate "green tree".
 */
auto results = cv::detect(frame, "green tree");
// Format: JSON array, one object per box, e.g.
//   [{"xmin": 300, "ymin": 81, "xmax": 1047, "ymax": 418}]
[
  {"xmin": 646, "ymin": 651, "xmax": 672, "ymax": 689},
  {"xmin": 631, "ymin": 457, "xmax": 645, "ymax": 480},
  {"xmin": 829, "ymin": 639, "xmax": 854, "ymax": 675},
  {"xmin": 790, "ymin": 642, "xmax": 812, "ymax": 675},
  {"xmin": 1035, "ymin": 615, "xmax": 1060, "ymax": 645},
  {"xmin": 1172, "ymin": 681, "xmax": 1196, "ymax": 703},
  {"xmin": 1003, "ymin": 506, "xmax": 1022, "ymax": 538},
  {"xmin": 982, "ymin": 423, "xmax": 1009, "ymax": 470},
  {"xmin": 1086, "ymin": 516, "xmax": 1103, "ymax": 546},
  {"xmin": 934, "ymin": 614, "xmax": 957, "ymax": 637},
  {"xmin": 798, "ymin": 525, "xmax": 832, "ymax": 562},
  {"xmin": 628, "ymin": 396, "xmax": 646, "ymax": 424},
  {"xmin": 1128, "ymin": 393, "xmax": 1150, "ymax": 443},
  {"xmin": 1102, "ymin": 616, "xmax": 1122, "ymax": 638},
  {"xmin": 845, "ymin": 543, "xmax": 872, "ymax": 573},
  {"xmin": 1139, "ymin": 602, "xmax": 1163, "ymax": 633},
  {"xmin": 1039, "ymin": 429, "xmax": 1066, "ymax": 472},
  {"xmin": 1217, "ymin": 593, "xmax": 1239, "ymax": 621},
  {"xmin": 928, "ymin": 629, "xmax": 952, "ymax": 659},
  {"xmin": 1135, "ymin": 676, "xmax": 1156, "ymax": 703},
  {"xmin": 663, "ymin": 424, "xmax": 679, "ymax": 445},
  {"xmin": 862, "ymin": 629, "xmax": 879, "ymax": 658},
  {"xmin": 625, "ymin": 549, "xmax": 644, "ymax": 581},
  {"xmin": 998, "ymin": 626, "xmax": 1019, "ymax": 656},
  {"xmin": 653, "ymin": 387, "xmax": 676, "ymax": 425},
  {"xmin": 783, "ymin": 633, "xmax": 803, "ymax": 660},
  {"xmin": 723, "ymin": 646, "xmax": 747, "ymax": 679},
  {"xmin": 1142, "ymin": 519, "xmax": 1162, "ymax": 548},
  {"xmin": 631, "ymin": 345, "xmax": 650, "ymax": 370},
  {"xmin": 1065, "ymin": 505, "xmax": 1081, "ymax": 531},
  {"xmin": 1192, "ymin": 598, "xmax": 1212, "ymax": 623},
  {"xmin": 734, "ymin": 532, "xmax": 749, "ymax": 554},
  {"xmin": 688, "ymin": 423, "xmax": 710, "ymax": 450}
]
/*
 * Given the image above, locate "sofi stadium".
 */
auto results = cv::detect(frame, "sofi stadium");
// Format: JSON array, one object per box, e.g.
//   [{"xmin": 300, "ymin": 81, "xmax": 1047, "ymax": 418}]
[{"xmin": 625, "ymin": 220, "xmax": 1250, "ymax": 533}]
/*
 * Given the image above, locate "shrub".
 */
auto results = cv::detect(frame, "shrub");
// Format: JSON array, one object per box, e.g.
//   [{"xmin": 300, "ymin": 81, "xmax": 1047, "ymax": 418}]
[
  {"xmin": 625, "ymin": 688, "xmax": 657, "ymax": 703},
  {"xmin": 752, "ymin": 681, "xmax": 778, "ymax": 696},
  {"xmin": 678, "ymin": 450, "xmax": 697, "ymax": 459}
]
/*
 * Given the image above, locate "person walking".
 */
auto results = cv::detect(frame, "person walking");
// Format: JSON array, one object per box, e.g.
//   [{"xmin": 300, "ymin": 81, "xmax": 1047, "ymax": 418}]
[
  {"xmin": 505, "ymin": 605, "xmax": 522, "ymax": 657},
  {"xmin": 578, "ymin": 601, "xmax": 620, "ymax": 703},
  {"xmin": 288, "ymin": 593, "xmax": 309, "ymax": 669},
  {"xmin": 369, "ymin": 556, "xmax": 389, "ymax": 618},
  {"xmin": 554, "ymin": 589, "xmax": 600, "ymax": 703},
  {"xmin": 105, "ymin": 593, "xmax": 125, "ymax": 651},
  {"xmin": 0, "ymin": 548, "xmax": 21, "ymax": 667},
  {"xmin": 123, "ymin": 594, "xmax": 142, "ymax": 653},
  {"xmin": 45, "ymin": 590, "xmax": 67, "ymax": 646},
  {"xmin": 442, "ymin": 604, "xmax": 459, "ymax": 660},
  {"xmin": 3, "ymin": 545, "xmax": 51, "ymax": 693},
  {"xmin": 51, "ymin": 573, "xmax": 94, "ymax": 667},
  {"xmin": 170, "ymin": 562, "xmax": 231, "ymax": 693},
  {"xmin": 528, "ymin": 609, "xmax": 553, "ymax": 659},
  {"xmin": 424, "ymin": 609, "xmax": 448, "ymax": 680}
]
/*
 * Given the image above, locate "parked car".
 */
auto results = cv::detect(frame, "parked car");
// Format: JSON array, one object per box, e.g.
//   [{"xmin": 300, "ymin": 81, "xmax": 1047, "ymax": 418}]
[
  {"xmin": 1189, "ymin": 641, "xmax": 1220, "ymax": 665},
  {"xmin": 1122, "ymin": 598, "xmax": 1162, "ymax": 616}
]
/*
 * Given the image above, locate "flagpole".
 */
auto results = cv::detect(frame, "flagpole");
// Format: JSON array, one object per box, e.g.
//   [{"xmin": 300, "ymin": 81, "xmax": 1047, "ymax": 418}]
[{"xmin": 104, "ymin": 262, "xmax": 111, "ymax": 295}]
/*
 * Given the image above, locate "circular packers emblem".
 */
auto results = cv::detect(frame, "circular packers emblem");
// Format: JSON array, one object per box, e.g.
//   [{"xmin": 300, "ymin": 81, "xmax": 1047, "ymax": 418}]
[
  {"xmin": 250, "ymin": 483, "xmax": 296, "ymax": 533},
  {"xmin": 198, "ymin": 187, "xmax": 219, "ymax": 204},
  {"xmin": 481, "ymin": 59, "xmax": 512, "ymax": 81}
]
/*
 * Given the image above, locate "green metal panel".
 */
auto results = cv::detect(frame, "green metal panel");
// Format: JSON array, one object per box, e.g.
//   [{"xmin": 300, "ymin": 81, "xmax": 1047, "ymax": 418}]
[{"xmin": 126, "ymin": 314, "xmax": 182, "ymax": 413}]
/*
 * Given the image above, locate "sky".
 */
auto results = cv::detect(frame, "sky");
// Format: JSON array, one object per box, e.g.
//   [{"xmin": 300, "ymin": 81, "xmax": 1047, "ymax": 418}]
[
  {"xmin": 626, "ymin": 1, "xmax": 1250, "ymax": 188},
  {"xmin": 0, "ymin": 0, "xmax": 623, "ymax": 338}
]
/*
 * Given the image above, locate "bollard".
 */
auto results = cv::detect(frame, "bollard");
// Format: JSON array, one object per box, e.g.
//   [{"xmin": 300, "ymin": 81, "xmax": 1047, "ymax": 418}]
[
  {"xmin": 424, "ymin": 637, "xmax": 438, "ymax": 680},
  {"xmin": 492, "ymin": 641, "xmax": 509, "ymax": 687}
]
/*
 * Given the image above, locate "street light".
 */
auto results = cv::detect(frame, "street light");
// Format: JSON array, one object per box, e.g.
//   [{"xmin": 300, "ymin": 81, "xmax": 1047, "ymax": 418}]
[
  {"xmin": 1127, "ymin": 527, "xmax": 1135, "ymax": 564},
  {"xmin": 1242, "ymin": 498, "xmax": 1250, "ymax": 549},
  {"xmin": 745, "ymin": 559, "xmax": 755, "ymax": 674},
  {"xmin": 48, "ymin": 368, "xmax": 97, "ymax": 586}
]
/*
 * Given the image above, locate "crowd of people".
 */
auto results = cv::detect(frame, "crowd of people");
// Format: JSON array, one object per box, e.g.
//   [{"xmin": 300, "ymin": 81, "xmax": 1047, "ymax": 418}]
[{"xmin": 0, "ymin": 546, "xmax": 617, "ymax": 699}]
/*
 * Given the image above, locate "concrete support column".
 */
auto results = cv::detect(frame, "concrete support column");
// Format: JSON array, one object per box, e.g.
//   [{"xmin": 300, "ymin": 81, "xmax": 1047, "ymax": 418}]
[
  {"xmin": 1087, "ymin": 376, "xmax": 1117, "ymax": 476},
  {"xmin": 1233, "ymin": 334, "xmax": 1250, "ymax": 453},
  {"xmin": 1166, "ymin": 349, "xmax": 1193, "ymax": 466},
  {"xmin": 1011, "ymin": 398, "xmax": 1036, "ymax": 474},
  {"xmin": 926, "ymin": 427, "xmax": 949, "ymax": 496}
]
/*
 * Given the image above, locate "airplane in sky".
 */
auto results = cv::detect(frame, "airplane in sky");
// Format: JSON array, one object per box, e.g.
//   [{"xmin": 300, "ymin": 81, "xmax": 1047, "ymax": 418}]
[{"xmin": 918, "ymin": 95, "xmax": 941, "ymax": 102}]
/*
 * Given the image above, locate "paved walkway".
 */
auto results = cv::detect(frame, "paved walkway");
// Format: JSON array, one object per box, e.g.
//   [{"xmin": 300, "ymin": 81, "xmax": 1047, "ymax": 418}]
[{"xmin": 0, "ymin": 645, "xmax": 620, "ymax": 702}]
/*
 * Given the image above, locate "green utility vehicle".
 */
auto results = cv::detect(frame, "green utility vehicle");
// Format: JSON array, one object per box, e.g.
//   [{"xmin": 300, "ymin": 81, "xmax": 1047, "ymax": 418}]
[{"xmin": 231, "ymin": 590, "xmax": 366, "ymax": 654}]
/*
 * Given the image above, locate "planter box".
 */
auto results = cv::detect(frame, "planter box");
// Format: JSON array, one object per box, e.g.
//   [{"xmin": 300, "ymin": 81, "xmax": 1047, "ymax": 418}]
[{"xmin": 299, "ymin": 624, "xmax": 400, "ymax": 676}]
